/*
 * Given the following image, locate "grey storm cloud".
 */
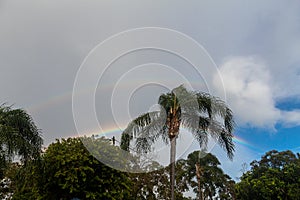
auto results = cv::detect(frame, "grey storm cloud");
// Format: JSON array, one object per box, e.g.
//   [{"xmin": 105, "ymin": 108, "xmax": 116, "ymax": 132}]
[{"xmin": 0, "ymin": 0, "xmax": 300, "ymax": 146}]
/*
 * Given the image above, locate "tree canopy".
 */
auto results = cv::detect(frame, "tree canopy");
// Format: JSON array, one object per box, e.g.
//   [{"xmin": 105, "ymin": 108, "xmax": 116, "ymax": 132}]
[
  {"xmin": 177, "ymin": 150, "xmax": 235, "ymax": 200},
  {"xmin": 236, "ymin": 150, "xmax": 300, "ymax": 200},
  {"xmin": 12, "ymin": 137, "xmax": 132, "ymax": 200}
]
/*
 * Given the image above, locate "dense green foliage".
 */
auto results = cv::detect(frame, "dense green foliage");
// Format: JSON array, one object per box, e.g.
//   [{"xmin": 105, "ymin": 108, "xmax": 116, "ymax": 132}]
[
  {"xmin": 3, "ymin": 136, "xmax": 237, "ymax": 199},
  {"xmin": 12, "ymin": 137, "xmax": 132, "ymax": 200},
  {"xmin": 236, "ymin": 150, "xmax": 300, "ymax": 200},
  {"xmin": 5, "ymin": 135, "xmax": 299, "ymax": 200},
  {"xmin": 128, "ymin": 163, "xmax": 189, "ymax": 200}
]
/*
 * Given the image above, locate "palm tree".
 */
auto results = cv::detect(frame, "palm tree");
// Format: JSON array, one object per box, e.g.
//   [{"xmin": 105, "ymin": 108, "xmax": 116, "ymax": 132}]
[
  {"xmin": 121, "ymin": 85, "xmax": 235, "ymax": 200},
  {"xmin": 0, "ymin": 105, "xmax": 42, "ymax": 173}
]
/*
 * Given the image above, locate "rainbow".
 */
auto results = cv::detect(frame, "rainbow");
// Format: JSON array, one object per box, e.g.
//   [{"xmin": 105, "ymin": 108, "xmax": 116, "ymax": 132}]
[
  {"xmin": 26, "ymin": 85, "xmax": 258, "ymax": 152},
  {"xmin": 75, "ymin": 125, "xmax": 259, "ymax": 152},
  {"xmin": 232, "ymin": 135, "xmax": 259, "ymax": 151}
]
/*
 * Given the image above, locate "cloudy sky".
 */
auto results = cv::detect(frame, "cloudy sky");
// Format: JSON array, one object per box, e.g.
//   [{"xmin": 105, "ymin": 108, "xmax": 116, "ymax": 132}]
[{"xmin": 1, "ymin": 0, "xmax": 300, "ymax": 178}]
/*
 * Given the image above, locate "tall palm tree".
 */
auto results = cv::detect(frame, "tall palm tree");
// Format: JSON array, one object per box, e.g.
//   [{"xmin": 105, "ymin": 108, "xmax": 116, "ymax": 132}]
[
  {"xmin": 121, "ymin": 85, "xmax": 235, "ymax": 200},
  {"xmin": 0, "ymin": 105, "xmax": 42, "ymax": 171}
]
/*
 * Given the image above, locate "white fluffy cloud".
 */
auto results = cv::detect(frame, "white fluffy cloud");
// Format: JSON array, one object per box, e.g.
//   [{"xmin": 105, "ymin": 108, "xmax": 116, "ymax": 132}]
[
  {"xmin": 280, "ymin": 110, "xmax": 300, "ymax": 127},
  {"xmin": 214, "ymin": 56, "xmax": 300, "ymax": 128}
]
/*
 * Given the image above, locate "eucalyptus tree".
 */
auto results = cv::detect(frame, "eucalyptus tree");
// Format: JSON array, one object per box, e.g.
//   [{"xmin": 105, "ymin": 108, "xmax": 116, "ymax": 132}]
[
  {"xmin": 121, "ymin": 85, "xmax": 235, "ymax": 200},
  {"xmin": 0, "ymin": 105, "xmax": 42, "ymax": 172}
]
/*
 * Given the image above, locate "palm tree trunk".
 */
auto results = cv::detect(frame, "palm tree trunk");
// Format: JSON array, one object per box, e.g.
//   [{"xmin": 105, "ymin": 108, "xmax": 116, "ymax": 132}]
[
  {"xmin": 195, "ymin": 162, "xmax": 203, "ymax": 200},
  {"xmin": 170, "ymin": 136, "xmax": 176, "ymax": 200}
]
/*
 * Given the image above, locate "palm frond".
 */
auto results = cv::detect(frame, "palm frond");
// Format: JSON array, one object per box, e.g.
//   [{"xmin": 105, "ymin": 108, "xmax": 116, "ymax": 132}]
[
  {"xmin": 172, "ymin": 85, "xmax": 199, "ymax": 114},
  {"xmin": 219, "ymin": 130, "xmax": 235, "ymax": 160},
  {"xmin": 124, "ymin": 111, "xmax": 164, "ymax": 137},
  {"xmin": 158, "ymin": 93, "xmax": 174, "ymax": 110},
  {"xmin": 224, "ymin": 108, "xmax": 234, "ymax": 133},
  {"xmin": 134, "ymin": 116, "xmax": 167, "ymax": 153},
  {"xmin": 0, "ymin": 105, "xmax": 43, "ymax": 162},
  {"xmin": 181, "ymin": 113, "xmax": 210, "ymax": 148},
  {"xmin": 196, "ymin": 93, "xmax": 235, "ymax": 132},
  {"xmin": 208, "ymin": 120, "xmax": 235, "ymax": 160},
  {"xmin": 162, "ymin": 124, "xmax": 169, "ymax": 143},
  {"xmin": 135, "ymin": 136, "xmax": 152, "ymax": 153},
  {"xmin": 121, "ymin": 110, "xmax": 167, "ymax": 153},
  {"xmin": 196, "ymin": 93, "xmax": 213, "ymax": 118},
  {"xmin": 181, "ymin": 112, "xmax": 234, "ymax": 159}
]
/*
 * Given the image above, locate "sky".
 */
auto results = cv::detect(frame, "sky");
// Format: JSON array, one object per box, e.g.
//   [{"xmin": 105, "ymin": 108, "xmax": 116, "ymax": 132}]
[{"xmin": 1, "ymin": 0, "xmax": 300, "ymax": 179}]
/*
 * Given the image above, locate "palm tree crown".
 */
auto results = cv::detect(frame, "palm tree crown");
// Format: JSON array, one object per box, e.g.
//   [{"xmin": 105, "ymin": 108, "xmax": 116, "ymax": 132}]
[
  {"xmin": 121, "ymin": 85, "xmax": 235, "ymax": 158},
  {"xmin": 0, "ymin": 105, "xmax": 43, "ymax": 163}
]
